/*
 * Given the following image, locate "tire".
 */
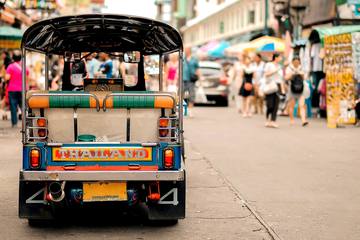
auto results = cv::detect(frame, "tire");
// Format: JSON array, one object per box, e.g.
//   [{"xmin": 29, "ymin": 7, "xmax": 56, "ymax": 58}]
[
  {"xmin": 216, "ymin": 97, "xmax": 228, "ymax": 107},
  {"xmin": 146, "ymin": 219, "xmax": 179, "ymax": 226},
  {"xmin": 28, "ymin": 219, "xmax": 55, "ymax": 228}
]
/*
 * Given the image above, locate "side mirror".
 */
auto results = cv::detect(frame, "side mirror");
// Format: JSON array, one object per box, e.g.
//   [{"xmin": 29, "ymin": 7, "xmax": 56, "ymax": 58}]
[{"xmin": 124, "ymin": 51, "xmax": 141, "ymax": 63}]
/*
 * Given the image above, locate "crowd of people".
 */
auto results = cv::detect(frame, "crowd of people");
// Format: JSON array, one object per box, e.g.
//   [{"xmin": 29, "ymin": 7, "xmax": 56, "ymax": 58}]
[
  {"xmin": 1, "ymin": 47, "xmax": 359, "ymax": 128},
  {"xmin": 231, "ymin": 52, "xmax": 311, "ymax": 128}
]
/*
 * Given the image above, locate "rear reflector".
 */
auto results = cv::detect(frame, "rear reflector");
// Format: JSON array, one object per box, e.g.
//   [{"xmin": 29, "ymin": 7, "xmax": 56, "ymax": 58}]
[
  {"xmin": 30, "ymin": 148, "xmax": 40, "ymax": 168},
  {"xmin": 38, "ymin": 129, "xmax": 47, "ymax": 138},
  {"xmin": 164, "ymin": 148, "xmax": 174, "ymax": 169}
]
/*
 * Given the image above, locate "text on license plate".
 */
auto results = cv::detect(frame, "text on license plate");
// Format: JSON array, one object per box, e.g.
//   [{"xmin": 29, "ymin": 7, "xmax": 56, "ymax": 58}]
[{"xmin": 83, "ymin": 182, "xmax": 127, "ymax": 202}]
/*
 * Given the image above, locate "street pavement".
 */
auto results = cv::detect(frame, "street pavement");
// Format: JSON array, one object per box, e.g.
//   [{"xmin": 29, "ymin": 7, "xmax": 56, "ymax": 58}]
[
  {"xmin": 0, "ymin": 119, "xmax": 271, "ymax": 240},
  {"xmin": 184, "ymin": 105, "xmax": 360, "ymax": 240}
]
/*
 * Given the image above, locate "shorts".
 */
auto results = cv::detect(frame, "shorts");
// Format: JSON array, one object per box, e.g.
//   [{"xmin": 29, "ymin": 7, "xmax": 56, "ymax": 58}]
[
  {"xmin": 287, "ymin": 81, "xmax": 310, "ymax": 101},
  {"xmin": 184, "ymin": 81, "xmax": 195, "ymax": 103}
]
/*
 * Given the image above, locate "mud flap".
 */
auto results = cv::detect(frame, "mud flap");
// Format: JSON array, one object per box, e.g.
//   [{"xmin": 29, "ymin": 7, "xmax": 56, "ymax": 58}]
[
  {"xmin": 147, "ymin": 173, "xmax": 186, "ymax": 220},
  {"xmin": 19, "ymin": 181, "xmax": 54, "ymax": 220}
]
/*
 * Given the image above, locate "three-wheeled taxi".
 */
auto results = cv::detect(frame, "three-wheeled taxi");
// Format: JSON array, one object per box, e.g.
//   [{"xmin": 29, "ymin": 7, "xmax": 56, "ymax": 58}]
[{"xmin": 19, "ymin": 14, "xmax": 185, "ymax": 225}]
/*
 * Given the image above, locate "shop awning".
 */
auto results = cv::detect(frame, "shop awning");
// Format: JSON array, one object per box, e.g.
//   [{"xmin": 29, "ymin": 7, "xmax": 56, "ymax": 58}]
[
  {"xmin": 309, "ymin": 25, "xmax": 360, "ymax": 45},
  {"xmin": 0, "ymin": 26, "xmax": 23, "ymax": 49},
  {"xmin": 199, "ymin": 40, "xmax": 219, "ymax": 52},
  {"xmin": 208, "ymin": 41, "xmax": 230, "ymax": 58}
]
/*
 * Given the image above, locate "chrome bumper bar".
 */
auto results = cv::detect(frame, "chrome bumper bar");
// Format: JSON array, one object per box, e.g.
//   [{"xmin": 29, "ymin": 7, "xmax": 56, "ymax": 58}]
[{"xmin": 20, "ymin": 169, "xmax": 185, "ymax": 181}]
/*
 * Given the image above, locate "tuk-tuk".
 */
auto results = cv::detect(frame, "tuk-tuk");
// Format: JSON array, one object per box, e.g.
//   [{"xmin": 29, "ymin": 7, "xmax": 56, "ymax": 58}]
[{"xmin": 19, "ymin": 14, "xmax": 185, "ymax": 225}]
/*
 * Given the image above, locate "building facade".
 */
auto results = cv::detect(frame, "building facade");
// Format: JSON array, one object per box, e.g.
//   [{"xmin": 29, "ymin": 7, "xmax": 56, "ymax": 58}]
[{"xmin": 181, "ymin": 0, "xmax": 275, "ymax": 47}]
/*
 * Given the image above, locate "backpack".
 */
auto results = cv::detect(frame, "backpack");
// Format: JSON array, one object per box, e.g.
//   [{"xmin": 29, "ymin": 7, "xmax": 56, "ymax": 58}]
[{"xmin": 290, "ymin": 74, "xmax": 304, "ymax": 94}]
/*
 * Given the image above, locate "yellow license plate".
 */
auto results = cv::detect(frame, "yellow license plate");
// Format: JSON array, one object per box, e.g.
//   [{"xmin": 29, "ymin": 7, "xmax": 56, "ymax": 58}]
[{"xmin": 83, "ymin": 182, "xmax": 127, "ymax": 202}]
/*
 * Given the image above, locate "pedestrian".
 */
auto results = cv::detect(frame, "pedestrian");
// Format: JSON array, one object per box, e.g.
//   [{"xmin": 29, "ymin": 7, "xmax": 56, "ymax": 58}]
[
  {"xmin": 232, "ymin": 52, "xmax": 245, "ymax": 113},
  {"xmin": 5, "ymin": 50, "xmax": 29, "ymax": 127},
  {"xmin": 86, "ymin": 53, "xmax": 101, "ymax": 78},
  {"xmin": 239, "ymin": 56, "xmax": 255, "ymax": 117},
  {"xmin": 252, "ymin": 53, "xmax": 265, "ymax": 114},
  {"xmin": 165, "ymin": 53, "xmax": 178, "ymax": 93},
  {"xmin": 183, "ymin": 47, "xmax": 200, "ymax": 117},
  {"xmin": 0, "ymin": 51, "xmax": 12, "ymax": 120},
  {"xmin": 285, "ymin": 56, "xmax": 309, "ymax": 126},
  {"xmin": 263, "ymin": 53, "xmax": 283, "ymax": 128},
  {"xmin": 97, "ymin": 52, "xmax": 113, "ymax": 78}
]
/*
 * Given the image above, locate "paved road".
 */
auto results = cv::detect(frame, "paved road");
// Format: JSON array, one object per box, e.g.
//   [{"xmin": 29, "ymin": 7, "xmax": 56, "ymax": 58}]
[
  {"xmin": 0, "ymin": 120, "xmax": 270, "ymax": 240},
  {"xmin": 185, "ymin": 106, "xmax": 360, "ymax": 240}
]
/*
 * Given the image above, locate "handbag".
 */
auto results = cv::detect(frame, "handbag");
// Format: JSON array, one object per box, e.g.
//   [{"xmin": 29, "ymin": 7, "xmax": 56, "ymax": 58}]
[
  {"xmin": 244, "ymin": 82, "xmax": 253, "ymax": 91},
  {"xmin": 263, "ymin": 81, "xmax": 278, "ymax": 95}
]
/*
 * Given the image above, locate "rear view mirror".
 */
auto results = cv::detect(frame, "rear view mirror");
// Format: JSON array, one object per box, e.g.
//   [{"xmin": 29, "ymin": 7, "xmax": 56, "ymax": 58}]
[{"xmin": 124, "ymin": 51, "xmax": 141, "ymax": 63}]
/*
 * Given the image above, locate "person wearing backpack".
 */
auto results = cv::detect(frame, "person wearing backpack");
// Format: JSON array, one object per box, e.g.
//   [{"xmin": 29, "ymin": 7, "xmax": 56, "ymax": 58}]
[{"xmin": 285, "ymin": 56, "xmax": 309, "ymax": 126}]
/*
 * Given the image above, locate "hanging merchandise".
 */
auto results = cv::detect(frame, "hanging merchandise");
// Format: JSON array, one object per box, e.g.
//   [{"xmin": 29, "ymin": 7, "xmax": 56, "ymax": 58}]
[
  {"xmin": 351, "ymin": 32, "xmax": 360, "ymax": 81},
  {"xmin": 324, "ymin": 33, "xmax": 357, "ymax": 128}
]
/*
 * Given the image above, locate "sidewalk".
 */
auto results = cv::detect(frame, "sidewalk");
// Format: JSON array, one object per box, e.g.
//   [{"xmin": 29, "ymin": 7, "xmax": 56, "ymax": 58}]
[{"xmin": 179, "ymin": 140, "xmax": 271, "ymax": 240}]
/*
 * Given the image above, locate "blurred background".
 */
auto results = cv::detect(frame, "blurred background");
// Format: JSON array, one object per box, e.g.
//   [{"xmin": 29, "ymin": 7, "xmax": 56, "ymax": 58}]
[{"xmin": 1, "ymin": 0, "xmax": 360, "ymax": 127}]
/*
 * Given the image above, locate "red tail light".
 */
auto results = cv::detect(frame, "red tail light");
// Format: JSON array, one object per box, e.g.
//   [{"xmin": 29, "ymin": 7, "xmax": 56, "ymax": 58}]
[
  {"xmin": 147, "ymin": 182, "xmax": 160, "ymax": 201},
  {"xmin": 159, "ymin": 118, "xmax": 169, "ymax": 137},
  {"xmin": 220, "ymin": 77, "xmax": 228, "ymax": 85},
  {"xmin": 30, "ymin": 148, "xmax": 40, "ymax": 168},
  {"xmin": 163, "ymin": 148, "xmax": 174, "ymax": 169}
]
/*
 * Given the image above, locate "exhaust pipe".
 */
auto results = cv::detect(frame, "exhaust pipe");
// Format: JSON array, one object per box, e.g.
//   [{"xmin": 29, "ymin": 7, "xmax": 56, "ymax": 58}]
[{"xmin": 48, "ymin": 181, "xmax": 66, "ymax": 202}]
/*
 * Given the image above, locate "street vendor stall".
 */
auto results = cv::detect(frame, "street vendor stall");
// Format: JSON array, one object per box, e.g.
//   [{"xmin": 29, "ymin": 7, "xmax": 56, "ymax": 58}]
[
  {"xmin": 309, "ymin": 25, "xmax": 360, "ymax": 128},
  {"xmin": 0, "ymin": 26, "xmax": 23, "ymax": 49}
]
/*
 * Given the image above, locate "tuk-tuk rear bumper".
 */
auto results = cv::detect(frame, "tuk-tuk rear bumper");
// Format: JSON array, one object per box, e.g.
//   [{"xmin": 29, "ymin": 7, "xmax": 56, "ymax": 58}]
[{"xmin": 19, "ymin": 169, "xmax": 185, "ymax": 181}]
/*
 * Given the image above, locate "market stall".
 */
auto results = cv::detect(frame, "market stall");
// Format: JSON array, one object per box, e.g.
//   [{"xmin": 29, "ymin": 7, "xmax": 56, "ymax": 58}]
[
  {"xmin": 309, "ymin": 25, "xmax": 360, "ymax": 128},
  {"xmin": 0, "ymin": 26, "xmax": 23, "ymax": 49}
]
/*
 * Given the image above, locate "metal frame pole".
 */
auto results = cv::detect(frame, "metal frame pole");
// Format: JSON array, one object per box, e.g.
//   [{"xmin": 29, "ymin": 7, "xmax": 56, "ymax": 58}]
[
  {"xmin": 159, "ymin": 53, "xmax": 163, "ymax": 91},
  {"xmin": 21, "ymin": 48, "xmax": 27, "ymax": 144},
  {"xmin": 178, "ymin": 50, "xmax": 184, "ymax": 159},
  {"xmin": 45, "ymin": 54, "xmax": 49, "ymax": 90}
]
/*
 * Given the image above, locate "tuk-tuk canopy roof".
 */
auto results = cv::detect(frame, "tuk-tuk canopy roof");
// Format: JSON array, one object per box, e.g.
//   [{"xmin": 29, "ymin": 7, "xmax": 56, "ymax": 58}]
[{"xmin": 21, "ymin": 14, "xmax": 183, "ymax": 55}]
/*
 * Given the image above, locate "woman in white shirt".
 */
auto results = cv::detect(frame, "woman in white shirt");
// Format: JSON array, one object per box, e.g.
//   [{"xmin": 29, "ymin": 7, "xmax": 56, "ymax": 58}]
[{"xmin": 263, "ymin": 53, "xmax": 283, "ymax": 128}]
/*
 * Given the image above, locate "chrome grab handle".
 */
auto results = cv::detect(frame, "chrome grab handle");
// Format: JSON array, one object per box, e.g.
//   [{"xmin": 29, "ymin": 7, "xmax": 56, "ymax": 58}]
[
  {"xmin": 28, "ymin": 93, "xmax": 101, "ymax": 112},
  {"xmin": 102, "ymin": 93, "xmax": 176, "ymax": 112}
]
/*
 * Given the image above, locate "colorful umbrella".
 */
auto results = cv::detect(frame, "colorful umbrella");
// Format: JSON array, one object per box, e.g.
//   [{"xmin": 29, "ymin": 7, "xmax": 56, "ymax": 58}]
[
  {"xmin": 258, "ymin": 42, "xmax": 285, "ymax": 52},
  {"xmin": 208, "ymin": 41, "xmax": 230, "ymax": 58},
  {"xmin": 199, "ymin": 40, "xmax": 219, "ymax": 52},
  {"xmin": 224, "ymin": 42, "xmax": 249, "ymax": 56},
  {"xmin": 244, "ymin": 36, "xmax": 285, "ymax": 53}
]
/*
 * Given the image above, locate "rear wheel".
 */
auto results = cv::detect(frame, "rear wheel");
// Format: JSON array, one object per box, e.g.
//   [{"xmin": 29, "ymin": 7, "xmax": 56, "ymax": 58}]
[
  {"xmin": 28, "ymin": 219, "xmax": 53, "ymax": 228},
  {"xmin": 216, "ymin": 97, "xmax": 228, "ymax": 107},
  {"xmin": 146, "ymin": 219, "xmax": 179, "ymax": 226}
]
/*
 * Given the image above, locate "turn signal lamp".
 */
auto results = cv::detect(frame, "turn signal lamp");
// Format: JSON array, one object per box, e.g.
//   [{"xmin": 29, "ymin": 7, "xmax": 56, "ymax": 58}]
[
  {"xmin": 164, "ymin": 148, "xmax": 174, "ymax": 169},
  {"xmin": 30, "ymin": 148, "xmax": 40, "ymax": 168},
  {"xmin": 159, "ymin": 118, "xmax": 169, "ymax": 137},
  {"xmin": 37, "ymin": 119, "xmax": 46, "ymax": 127}
]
